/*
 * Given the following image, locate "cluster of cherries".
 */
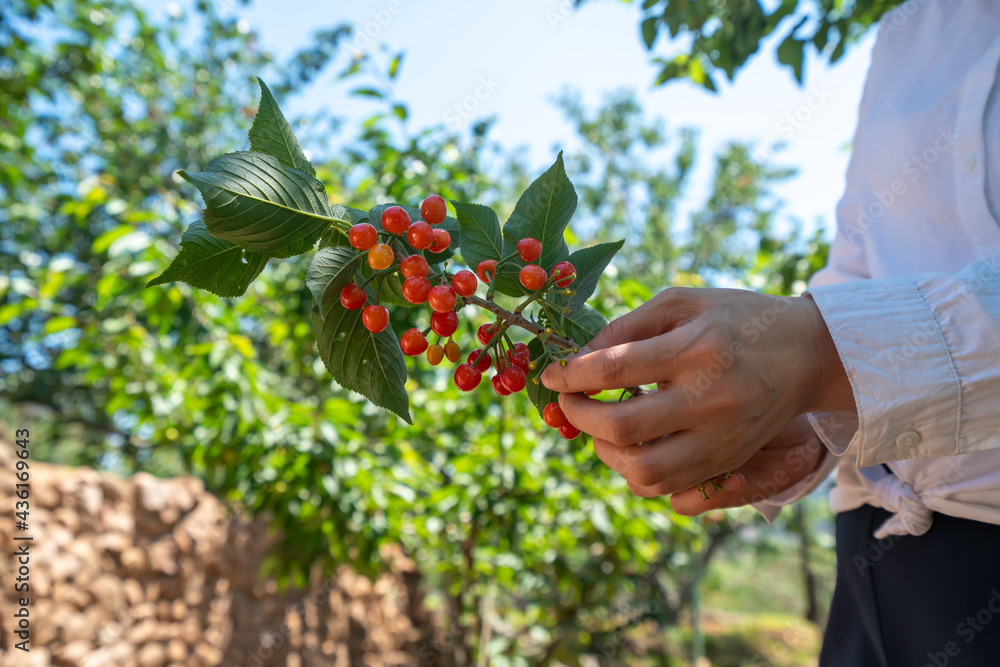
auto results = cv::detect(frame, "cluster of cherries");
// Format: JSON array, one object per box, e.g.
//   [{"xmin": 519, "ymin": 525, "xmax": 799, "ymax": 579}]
[
  {"xmin": 542, "ymin": 401, "xmax": 581, "ymax": 440},
  {"xmin": 337, "ymin": 193, "xmax": 582, "ymax": 436}
]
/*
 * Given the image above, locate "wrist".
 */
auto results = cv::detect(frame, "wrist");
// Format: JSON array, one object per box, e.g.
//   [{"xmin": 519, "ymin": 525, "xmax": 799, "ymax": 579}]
[{"xmin": 798, "ymin": 294, "xmax": 856, "ymax": 414}]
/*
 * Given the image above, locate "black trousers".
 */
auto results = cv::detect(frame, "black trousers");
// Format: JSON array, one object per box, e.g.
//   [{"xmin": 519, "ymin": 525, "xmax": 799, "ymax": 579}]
[{"xmin": 820, "ymin": 504, "xmax": 1000, "ymax": 666}]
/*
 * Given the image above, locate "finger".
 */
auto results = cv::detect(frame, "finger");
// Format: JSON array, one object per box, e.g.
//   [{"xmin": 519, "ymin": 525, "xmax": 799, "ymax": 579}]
[
  {"xmin": 592, "ymin": 434, "xmax": 695, "ymax": 491},
  {"xmin": 540, "ymin": 288, "xmax": 700, "ymax": 391},
  {"xmin": 592, "ymin": 430, "xmax": 750, "ymax": 493},
  {"xmin": 541, "ymin": 332, "xmax": 684, "ymax": 394},
  {"xmin": 586, "ymin": 287, "xmax": 700, "ymax": 352},
  {"xmin": 627, "ymin": 480, "xmax": 671, "ymax": 498},
  {"xmin": 669, "ymin": 438, "xmax": 823, "ymax": 515},
  {"xmin": 669, "ymin": 473, "xmax": 748, "ymax": 515},
  {"xmin": 558, "ymin": 389, "xmax": 697, "ymax": 446}
]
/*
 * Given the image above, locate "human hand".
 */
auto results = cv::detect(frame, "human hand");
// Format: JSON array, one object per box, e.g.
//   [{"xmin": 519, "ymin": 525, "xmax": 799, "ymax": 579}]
[
  {"xmin": 668, "ymin": 414, "xmax": 826, "ymax": 513},
  {"xmin": 540, "ymin": 286, "xmax": 851, "ymax": 494}
]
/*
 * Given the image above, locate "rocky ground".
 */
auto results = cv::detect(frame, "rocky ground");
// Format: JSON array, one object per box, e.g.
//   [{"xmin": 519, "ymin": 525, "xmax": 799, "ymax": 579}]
[{"xmin": 0, "ymin": 439, "xmax": 440, "ymax": 667}]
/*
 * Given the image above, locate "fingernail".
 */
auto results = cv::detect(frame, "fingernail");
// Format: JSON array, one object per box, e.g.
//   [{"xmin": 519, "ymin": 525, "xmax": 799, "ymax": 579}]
[{"xmin": 721, "ymin": 474, "xmax": 743, "ymax": 493}]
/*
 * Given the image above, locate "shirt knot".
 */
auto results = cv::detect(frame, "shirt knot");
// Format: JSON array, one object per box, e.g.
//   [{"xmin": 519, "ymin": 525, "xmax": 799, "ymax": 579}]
[{"xmin": 872, "ymin": 474, "xmax": 934, "ymax": 538}]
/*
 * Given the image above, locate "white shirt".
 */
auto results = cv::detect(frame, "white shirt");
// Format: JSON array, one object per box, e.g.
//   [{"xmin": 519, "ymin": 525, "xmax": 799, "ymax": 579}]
[{"xmin": 758, "ymin": 0, "xmax": 1000, "ymax": 539}]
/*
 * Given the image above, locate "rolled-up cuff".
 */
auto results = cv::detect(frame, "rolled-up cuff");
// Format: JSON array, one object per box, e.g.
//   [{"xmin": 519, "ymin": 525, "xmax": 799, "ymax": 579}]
[{"xmin": 806, "ymin": 278, "xmax": 961, "ymax": 467}]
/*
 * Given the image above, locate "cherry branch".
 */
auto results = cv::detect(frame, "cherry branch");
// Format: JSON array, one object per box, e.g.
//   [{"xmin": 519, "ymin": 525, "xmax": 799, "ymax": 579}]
[
  {"xmin": 461, "ymin": 294, "xmax": 647, "ymax": 398},
  {"xmin": 462, "ymin": 294, "xmax": 575, "ymax": 349}
]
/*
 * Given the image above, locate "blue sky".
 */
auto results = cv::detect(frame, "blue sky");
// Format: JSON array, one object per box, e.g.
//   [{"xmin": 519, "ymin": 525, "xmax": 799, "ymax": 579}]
[{"xmin": 203, "ymin": 0, "xmax": 878, "ymax": 238}]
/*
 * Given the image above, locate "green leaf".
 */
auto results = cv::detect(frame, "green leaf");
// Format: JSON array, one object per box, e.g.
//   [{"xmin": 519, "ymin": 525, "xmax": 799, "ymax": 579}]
[
  {"xmin": 180, "ymin": 151, "xmax": 338, "ymax": 258},
  {"xmin": 641, "ymin": 17, "xmax": 658, "ymax": 49},
  {"xmin": 560, "ymin": 240, "xmax": 624, "ymax": 314},
  {"xmin": 777, "ymin": 19, "xmax": 808, "ymax": 83},
  {"xmin": 526, "ymin": 306, "xmax": 607, "ymax": 417},
  {"xmin": 552, "ymin": 305, "xmax": 607, "ymax": 350},
  {"xmin": 319, "ymin": 205, "xmax": 369, "ymax": 248},
  {"xmin": 362, "ymin": 268, "xmax": 416, "ymax": 309},
  {"xmin": 526, "ymin": 338, "xmax": 559, "ymax": 418},
  {"xmin": 351, "ymin": 87, "xmax": 383, "ymax": 99},
  {"xmin": 388, "ymin": 53, "xmax": 404, "ymax": 79},
  {"xmin": 451, "ymin": 201, "xmax": 503, "ymax": 269},
  {"xmin": 495, "ymin": 152, "xmax": 576, "ymax": 296},
  {"xmin": 305, "ymin": 246, "xmax": 364, "ymax": 306},
  {"xmin": 313, "ymin": 301, "xmax": 411, "ymax": 424},
  {"xmin": 146, "ymin": 220, "xmax": 268, "ymax": 297},
  {"xmin": 248, "ymin": 78, "xmax": 315, "ymax": 178},
  {"xmin": 43, "ymin": 315, "xmax": 77, "ymax": 334}
]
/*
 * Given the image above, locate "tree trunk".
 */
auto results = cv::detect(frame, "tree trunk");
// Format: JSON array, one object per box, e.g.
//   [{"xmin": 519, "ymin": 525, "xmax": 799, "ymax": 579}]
[{"xmin": 792, "ymin": 504, "xmax": 822, "ymax": 625}]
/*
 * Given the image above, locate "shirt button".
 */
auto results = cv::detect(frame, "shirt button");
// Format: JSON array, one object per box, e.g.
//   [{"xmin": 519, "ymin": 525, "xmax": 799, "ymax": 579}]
[
  {"xmin": 895, "ymin": 430, "xmax": 922, "ymax": 449},
  {"xmin": 964, "ymin": 153, "xmax": 978, "ymax": 172}
]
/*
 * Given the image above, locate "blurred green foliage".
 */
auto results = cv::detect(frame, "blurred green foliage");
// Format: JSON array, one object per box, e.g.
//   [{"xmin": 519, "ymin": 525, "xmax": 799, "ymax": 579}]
[
  {"xmin": 1, "ymin": 1, "xmax": 833, "ymax": 664},
  {"xmin": 600, "ymin": 0, "xmax": 905, "ymax": 90}
]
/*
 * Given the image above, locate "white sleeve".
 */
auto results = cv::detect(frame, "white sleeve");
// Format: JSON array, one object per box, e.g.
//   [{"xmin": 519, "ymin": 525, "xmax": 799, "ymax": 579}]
[
  {"xmin": 750, "ymin": 189, "xmax": 873, "ymax": 518},
  {"xmin": 807, "ymin": 252, "xmax": 1000, "ymax": 468}
]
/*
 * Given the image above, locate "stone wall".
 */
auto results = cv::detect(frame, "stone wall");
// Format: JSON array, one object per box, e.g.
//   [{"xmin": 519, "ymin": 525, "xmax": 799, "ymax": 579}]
[{"xmin": 0, "ymin": 440, "xmax": 440, "ymax": 667}]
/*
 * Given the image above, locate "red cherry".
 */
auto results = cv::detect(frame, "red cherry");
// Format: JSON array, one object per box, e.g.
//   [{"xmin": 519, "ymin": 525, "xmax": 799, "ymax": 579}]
[
  {"xmin": 543, "ymin": 402, "xmax": 567, "ymax": 429},
  {"xmin": 427, "ymin": 285, "xmax": 457, "ymax": 313},
  {"xmin": 519, "ymin": 264, "xmax": 547, "ymax": 291},
  {"xmin": 402, "ymin": 276, "xmax": 431, "ymax": 304},
  {"xmin": 477, "ymin": 323, "xmax": 497, "ymax": 345},
  {"xmin": 407, "ymin": 220, "xmax": 434, "ymax": 250},
  {"xmin": 339, "ymin": 284, "xmax": 367, "ymax": 310},
  {"xmin": 400, "ymin": 254, "xmax": 429, "ymax": 279},
  {"xmin": 452, "ymin": 270, "xmax": 477, "ymax": 297},
  {"xmin": 430, "ymin": 310, "xmax": 459, "ymax": 337},
  {"xmin": 476, "ymin": 260, "xmax": 498, "ymax": 284},
  {"xmin": 468, "ymin": 349, "xmax": 492, "ymax": 372},
  {"xmin": 361, "ymin": 305, "xmax": 389, "ymax": 333},
  {"xmin": 511, "ymin": 342, "xmax": 530, "ymax": 357},
  {"xmin": 508, "ymin": 350, "xmax": 530, "ymax": 374},
  {"xmin": 454, "ymin": 363, "xmax": 482, "ymax": 391},
  {"xmin": 492, "ymin": 375, "xmax": 512, "ymax": 396},
  {"xmin": 443, "ymin": 340, "xmax": 461, "ymax": 363},
  {"xmin": 428, "ymin": 228, "xmax": 451, "ymax": 254},
  {"xmin": 420, "ymin": 194, "xmax": 448, "ymax": 225},
  {"xmin": 368, "ymin": 243, "xmax": 394, "ymax": 271},
  {"xmin": 517, "ymin": 237, "xmax": 542, "ymax": 262},
  {"xmin": 349, "ymin": 223, "xmax": 378, "ymax": 250},
  {"xmin": 500, "ymin": 365, "xmax": 526, "ymax": 393},
  {"xmin": 400, "ymin": 328, "xmax": 428, "ymax": 356},
  {"xmin": 551, "ymin": 261, "xmax": 576, "ymax": 288},
  {"xmin": 381, "ymin": 206, "xmax": 410, "ymax": 235},
  {"xmin": 558, "ymin": 423, "xmax": 581, "ymax": 439},
  {"xmin": 427, "ymin": 344, "xmax": 445, "ymax": 366}
]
